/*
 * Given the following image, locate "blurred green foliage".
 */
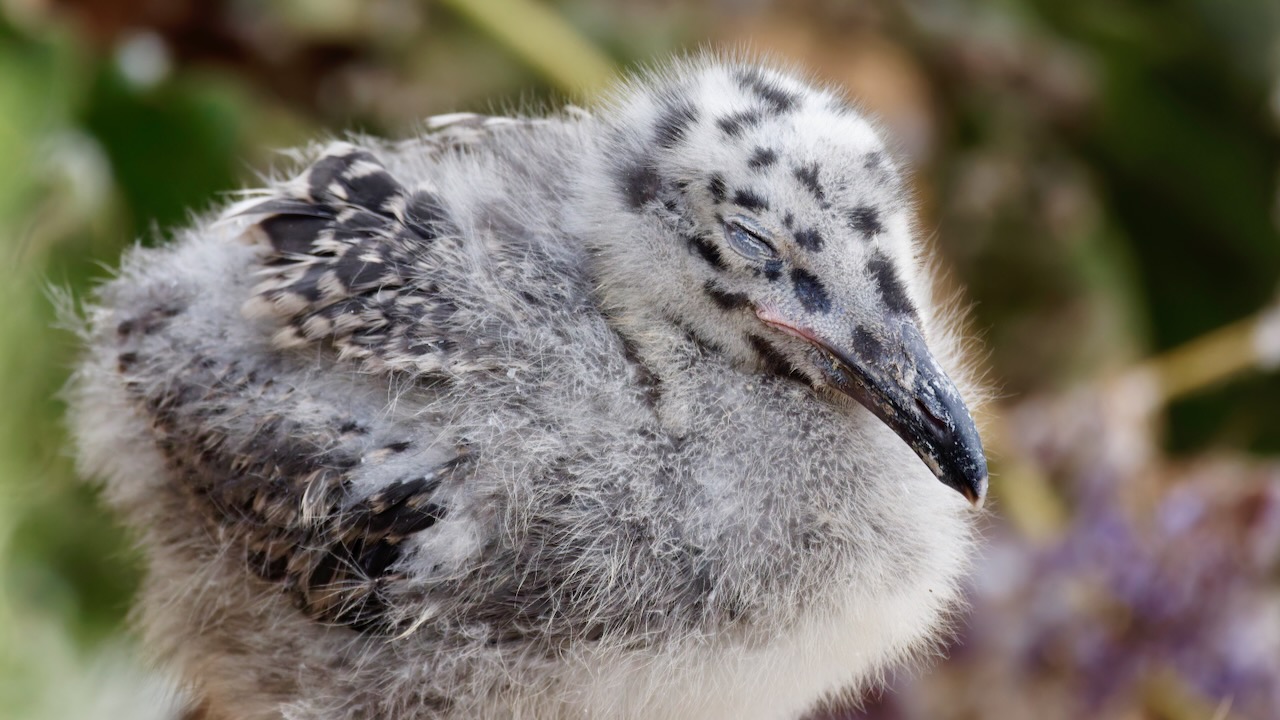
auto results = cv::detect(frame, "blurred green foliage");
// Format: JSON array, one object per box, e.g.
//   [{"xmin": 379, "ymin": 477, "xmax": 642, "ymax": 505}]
[
  {"xmin": 0, "ymin": 0, "xmax": 1276, "ymax": 717},
  {"xmin": 1030, "ymin": 0, "xmax": 1280, "ymax": 451}
]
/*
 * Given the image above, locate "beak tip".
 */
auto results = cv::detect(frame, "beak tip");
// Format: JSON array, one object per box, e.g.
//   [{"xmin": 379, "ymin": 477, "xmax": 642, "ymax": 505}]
[
  {"xmin": 797, "ymin": 320, "xmax": 990, "ymax": 510},
  {"xmin": 941, "ymin": 452, "xmax": 988, "ymax": 508},
  {"xmin": 963, "ymin": 480, "xmax": 987, "ymax": 509},
  {"xmin": 957, "ymin": 457, "xmax": 989, "ymax": 509}
]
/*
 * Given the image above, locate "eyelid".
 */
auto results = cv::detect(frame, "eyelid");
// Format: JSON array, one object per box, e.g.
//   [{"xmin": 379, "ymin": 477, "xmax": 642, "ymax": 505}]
[{"xmin": 723, "ymin": 215, "xmax": 778, "ymax": 257}]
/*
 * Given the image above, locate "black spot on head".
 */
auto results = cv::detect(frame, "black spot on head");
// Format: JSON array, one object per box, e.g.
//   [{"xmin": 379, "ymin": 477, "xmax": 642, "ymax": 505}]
[
  {"xmin": 734, "ymin": 68, "xmax": 799, "ymax": 114},
  {"xmin": 703, "ymin": 281, "xmax": 751, "ymax": 310},
  {"xmin": 384, "ymin": 440, "xmax": 412, "ymax": 453},
  {"xmin": 731, "ymin": 189, "xmax": 768, "ymax": 212},
  {"xmin": 615, "ymin": 161, "xmax": 662, "ymax": 211},
  {"xmin": 867, "ymin": 249, "xmax": 916, "ymax": 317},
  {"xmin": 851, "ymin": 326, "xmax": 885, "ymax": 365},
  {"xmin": 792, "ymin": 163, "xmax": 828, "ymax": 207},
  {"xmin": 654, "ymin": 102, "xmax": 699, "ymax": 149},
  {"xmin": 747, "ymin": 147, "xmax": 777, "ymax": 170},
  {"xmin": 793, "ymin": 227, "xmax": 824, "ymax": 252},
  {"xmin": 716, "ymin": 109, "xmax": 764, "ymax": 137},
  {"xmin": 783, "ymin": 211, "xmax": 794, "ymax": 229},
  {"xmin": 847, "ymin": 206, "xmax": 883, "ymax": 238},
  {"xmin": 763, "ymin": 259, "xmax": 783, "ymax": 281},
  {"xmin": 686, "ymin": 234, "xmax": 727, "ymax": 271},
  {"xmin": 790, "ymin": 268, "xmax": 831, "ymax": 313},
  {"xmin": 708, "ymin": 174, "xmax": 726, "ymax": 203},
  {"xmin": 862, "ymin": 151, "xmax": 902, "ymax": 190}
]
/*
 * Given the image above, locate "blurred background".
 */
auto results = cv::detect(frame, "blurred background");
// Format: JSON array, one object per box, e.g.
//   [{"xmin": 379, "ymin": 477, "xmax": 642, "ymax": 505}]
[{"xmin": 1, "ymin": 0, "xmax": 1278, "ymax": 718}]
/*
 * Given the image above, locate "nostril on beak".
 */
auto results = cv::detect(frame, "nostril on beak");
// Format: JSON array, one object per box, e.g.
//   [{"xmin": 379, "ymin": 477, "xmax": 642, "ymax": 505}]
[{"xmin": 915, "ymin": 397, "xmax": 947, "ymax": 433}]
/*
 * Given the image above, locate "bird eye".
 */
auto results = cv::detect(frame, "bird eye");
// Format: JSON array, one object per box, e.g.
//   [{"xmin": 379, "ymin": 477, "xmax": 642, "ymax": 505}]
[{"xmin": 722, "ymin": 217, "xmax": 778, "ymax": 262}]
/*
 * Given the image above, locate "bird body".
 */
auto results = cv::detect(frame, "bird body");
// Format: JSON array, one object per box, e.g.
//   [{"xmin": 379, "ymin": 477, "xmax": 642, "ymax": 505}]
[{"xmin": 69, "ymin": 56, "xmax": 986, "ymax": 719}]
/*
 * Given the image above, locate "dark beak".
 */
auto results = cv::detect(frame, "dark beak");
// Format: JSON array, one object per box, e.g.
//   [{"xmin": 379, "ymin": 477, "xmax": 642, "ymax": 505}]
[{"xmin": 782, "ymin": 318, "xmax": 988, "ymax": 506}]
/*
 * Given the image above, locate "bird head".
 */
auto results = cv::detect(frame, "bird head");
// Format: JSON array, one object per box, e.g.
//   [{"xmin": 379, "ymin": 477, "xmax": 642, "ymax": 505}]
[{"xmin": 580, "ymin": 57, "xmax": 988, "ymax": 506}]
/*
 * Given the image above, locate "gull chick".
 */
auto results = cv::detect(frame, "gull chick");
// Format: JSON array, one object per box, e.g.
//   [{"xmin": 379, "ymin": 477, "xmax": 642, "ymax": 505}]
[{"xmin": 68, "ymin": 55, "xmax": 988, "ymax": 720}]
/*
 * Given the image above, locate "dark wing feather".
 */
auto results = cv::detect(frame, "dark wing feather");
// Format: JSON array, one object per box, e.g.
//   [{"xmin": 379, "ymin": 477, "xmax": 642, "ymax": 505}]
[
  {"xmin": 236, "ymin": 115, "xmax": 559, "ymax": 376},
  {"xmin": 113, "ymin": 116, "xmax": 583, "ymax": 633},
  {"xmin": 116, "ymin": 308, "xmax": 473, "ymax": 632},
  {"xmin": 235, "ymin": 143, "xmax": 482, "ymax": 376}
]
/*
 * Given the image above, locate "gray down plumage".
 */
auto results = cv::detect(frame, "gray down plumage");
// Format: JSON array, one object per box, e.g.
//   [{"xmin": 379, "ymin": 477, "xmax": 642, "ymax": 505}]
[{"xmin": 67, "ymin": 55, "xmax": 988, "ymax": 720}]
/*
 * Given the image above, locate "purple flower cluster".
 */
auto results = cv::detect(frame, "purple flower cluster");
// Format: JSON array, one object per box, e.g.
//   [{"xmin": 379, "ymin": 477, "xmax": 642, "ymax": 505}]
[{"xmin": 829, "ymin": 386, "xmax": 1280, "ymax": 720}]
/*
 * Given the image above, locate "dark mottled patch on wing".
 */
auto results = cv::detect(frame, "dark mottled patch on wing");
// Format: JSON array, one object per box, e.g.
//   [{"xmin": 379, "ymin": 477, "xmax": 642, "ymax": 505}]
[
  {"xmin": 342, "ymin": 169, "xmax": 400, "ymax": 210},
  {"xmin": 404, "ymin": 190, "xmax": 450, "ymax": 236},
  {"xmin": 793, "ymin": 163, "xmax": 828, "ymax": 207},
  {"xmin": 793, "ymin": 227, "xmax": 823, "ymax": 252},
  {"xmin": 747, "ymin": 147, "xmax": 777, "ymax": 170},
  {"xmin": 847, "ymin": 206, "xmax": 883, "ymax": 238},
  {"xmin": 114, "ymin": 302, "xmax": 184, "ymax": 341},
  {"xmin": 734, "ymin": 67, "xmax": 798, "ymax": 114},
  {"xmin": 347, "ymin": 472, "xmax": 451, "ymax": 537},
  {"xmin": 305, "ymin": 151, "xmax": 404, "ymax": 213},
  {"xmin": 306, "ymin": 151, "xmax": 367, "ymax": 199},
  {"xmin": 249, "ymin": 154, "xmax": 426, "ymax": 307},
  {"xmin": 732, "ymin": 189, "xmax": 768, "ymax": 212},
  {"xmin": 703, "ymin": 280, "xmax": 750, "ymax": 310},
  {"xmin": 655, "ymin": 102, "xmax": 699, "ymax": 149},
  {"xmin": 867, "ymin": 249, "xmax": 916, "ymax": 317},
  {"xmin": 259, "ymin": 214, "xmax": 332, "ymax": 256},
  {"xmin": 330, "ymin": 241, "xmax": 392, "ymax": 289},
  {"xmin": 716, "ymin": 109, "xmax": 764, "ymax": 137},
  {"xmin": 338, "ymin": 420, "xmax": 369, "ymax": 435},
  {"xmin": 111, "ymin": 334, "xmax": 475, "ymax": 633},
  {"xmin": 239, "ymin": 144, "xmax": 532, "ymax": 378},
  {"xmin": 790, "ymin": 268, "xmax": 831, "ymax": 313}
]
